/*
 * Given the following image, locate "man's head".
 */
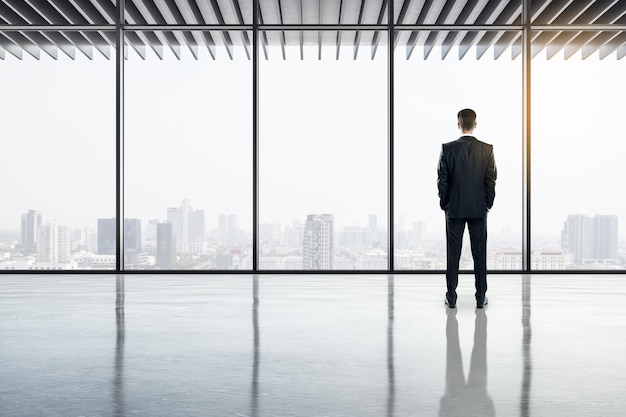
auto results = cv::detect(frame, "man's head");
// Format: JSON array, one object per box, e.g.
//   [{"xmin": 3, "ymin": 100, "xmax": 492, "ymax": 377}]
[{"xmin": 457, "ymin": 108, "xmax": 477, "ymax": 133}]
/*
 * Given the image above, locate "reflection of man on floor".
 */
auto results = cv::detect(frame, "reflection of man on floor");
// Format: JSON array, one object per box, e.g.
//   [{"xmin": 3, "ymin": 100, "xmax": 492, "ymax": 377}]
[{"xmin": 439, "ymin": 309, "xmax": 494, "ymax": 417}]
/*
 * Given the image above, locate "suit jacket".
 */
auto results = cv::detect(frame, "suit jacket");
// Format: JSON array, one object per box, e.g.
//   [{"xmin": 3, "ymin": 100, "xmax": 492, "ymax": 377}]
[{"xmin": 437, "ymin": 136, "xmax": 497, "ymax": 219}]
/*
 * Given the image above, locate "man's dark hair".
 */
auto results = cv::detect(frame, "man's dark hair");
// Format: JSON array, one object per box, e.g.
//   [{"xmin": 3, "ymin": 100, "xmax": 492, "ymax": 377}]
[{"xmin": 457, "ymin": 109, "xmax": 476, "ymax": 131}]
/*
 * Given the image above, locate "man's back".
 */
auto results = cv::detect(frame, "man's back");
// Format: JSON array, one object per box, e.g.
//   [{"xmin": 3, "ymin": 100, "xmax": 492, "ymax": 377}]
[{"xmin": 437, "ymin": 136, "xmax": 497, "ymax": 219}]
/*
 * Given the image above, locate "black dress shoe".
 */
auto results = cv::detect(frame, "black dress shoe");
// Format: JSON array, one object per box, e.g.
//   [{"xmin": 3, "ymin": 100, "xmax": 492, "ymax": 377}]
[
  {"xmin": 445, "ymin": 298, "xmax": 456, "ymax": 309},
  {"xmin": 476, "ymin": 297, "xmax": 488, "ymax": 309}
]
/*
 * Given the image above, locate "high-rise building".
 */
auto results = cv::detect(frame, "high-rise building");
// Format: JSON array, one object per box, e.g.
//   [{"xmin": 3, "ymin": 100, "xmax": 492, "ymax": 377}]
[
  {"xmin": 284, "ymin": 220, "xmax": 304, "ymax": 250},
  {"xmin": 97, "ymin": 218, "xmax": 116, "ymax": 255},
  {"xmin": 562, "ymin": 214, "xmax": 618, "ymax": 263},
  {"xmin": 368, "ymin": 214, "xmax": 377, "ymax": 230},
  {"xmin": 218, "ymin": 213, "xmax": 239, "ymax": 243},
  {"xmin": 303, "ymin": 214, "xmax": 333, "ymax": 270},
  {"xmin": 167, "ymin": 199, "xmax": 206, "ymax": 253},
  {"xmin": 21, "ymin": 209, "xmax": 42, "ymax": 251},
  {"xmin": 37, "ymin": 221, "xmax": 71, "ymax": 263},
  {"xmin": 595, "ymin": 215, "xmax": 618, "ymax": 259},
  {"xmin": 156, "ymin": 223, "xmax": 175, "ymax": 268},
  {"xmin": 124, "ymin": 218, "xmax": 142, "ymax": 254}
]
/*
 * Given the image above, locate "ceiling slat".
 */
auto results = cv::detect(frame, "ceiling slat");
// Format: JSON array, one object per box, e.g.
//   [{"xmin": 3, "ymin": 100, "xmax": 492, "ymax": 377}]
[
  {"xmin": 230, "ymin": 0, "xmax": 251, "ymax": 60},
  {"xmin": 352, "ymin": 0, "xmax": 368, "ymax": 59},
  {"xmin": 440, "ymin": 0, "xmax": 481, "ymax": 60},
  {"xmin": 546, "ymin": 0, "xmax": 619, "ymax": 59},
  {"xmin": 406, "ymin": 0, "xmax": 434, "ymax": 59},
  {"xmin": 24, "ymin": 1, "xmax": 94, "ymax": 58},
  {"xmin": 598, "ymin": 31, "xmax": 626, "ymax": 59},
  {"xmin": 0, "ymin": 32, "xmax": 23, "ymax": 59},
  {"xmin": 370, "ymin": 0, "xmax": 387, "ymax": 60},
  {"xmin": 0, "ymin": 3, "xmax": 57, "ymax": 58},
  {"xmin": 182, "ymin": 0, "xmax": 217, "ymax": 59},
  {"xmin": 565, "ymin": 13, "xmax": 626, "ymax": 59},
  {"xmin": 423, "ymin": 0, "xmax": 456, "ymax": 60},
  {"xmin": 458, "ymin": 0, "xmax": 507, "ymax": 59}
]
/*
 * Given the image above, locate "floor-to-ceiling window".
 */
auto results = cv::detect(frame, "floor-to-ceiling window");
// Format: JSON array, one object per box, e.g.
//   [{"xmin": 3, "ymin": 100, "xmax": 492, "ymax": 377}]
[
  {"xmin": 531, "ymin": 31, "xmax": 626, "ymax": 270},
  {"xmin": 0, "ymin": 31, "xmax": 115, "ymax": 271},
  {"xmin": 124, "ymin": 30, "xmax": 253, "ymax": 270},
  {"xmin": 1, "ymin": 1, "xmax": 625, "ymax": 272},
  {"xmin": 394, "ymin": 31, "xmax": 523, "ymax": 270},
  {"xmin": 258, "ymin": 31, "xmax": 388, "ymax": 271}
]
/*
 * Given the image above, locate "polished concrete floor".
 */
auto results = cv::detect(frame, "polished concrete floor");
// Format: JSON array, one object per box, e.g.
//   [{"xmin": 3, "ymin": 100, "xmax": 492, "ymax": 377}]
[{"xmin": 1, "ymin": 274, "xmax": 625, "ymax": 417}]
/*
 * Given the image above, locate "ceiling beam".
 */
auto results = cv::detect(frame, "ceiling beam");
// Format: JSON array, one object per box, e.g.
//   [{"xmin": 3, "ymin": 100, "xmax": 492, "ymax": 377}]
[
  {"xmin": 423, "ymin": 0, "xmax": 455, "ymax": 60},
  {"xmin": 458, "ymin": 0, "xmax": 505, "ymax": 59},
  {"xmin": 546, "ymin": 0, "xmax": 619, "ymax": 59},
  {"xmin": 7, "ymin": 0, "xmax": 76, "ymax": 58},
  {"xmin": 162, "ymin": 0, "xmax": 199, "ymax": 59},
  {"xmin": 138, "ymin": 0, "xmax": 181, "ymax": 59},
  {"xmin": 353, "ymin": 0, "xmax": 368, "ymax": 60},
  {"xmin": 598, "ymin": 31, "xmax": 626, "ymax": 59},
  {"xmin": 563, "ymin": 3, "xmax": 626, "ymax": 59},
  {"xmin": 183, "ymin": 0, "xmax": 217, "ymax": 59},
  {"xmin": 0, "ymin": 3, "xmax": 57, "ymax": 58},
  {"xmin": 0, "ymin": 33, "xmax": 23, "ymax": 59},
  {"xmin": 370, "ymin": 0, "xmax": 387, "ymax": 60},
  {"xmin": 473, "ymin": 1, "xmax": 521, "ymax": 60},
  {"xmin": 336, "ymin": 0, "xmax": 344, "ymax": 60},
  {"xmin": 440, "ymin": 0, "xmax": 480, "ymax": 60},
  {"xmin": 125, "ymin": 0, "xmax": 165, "ymax": 59},
  {"xmin": 25, "ymin": 0, "xmax": 94, "ymax": 58},
  {"xmin": 231, "ymin": 0, "xmax": 251, "ymax": 60},
  {"xmin": 298, "ymin": 0, "xmax": 304, "ymax": 59},
  {"xmin": 406, "ymin": 0, "xmax": 434, "ymax": 59}
]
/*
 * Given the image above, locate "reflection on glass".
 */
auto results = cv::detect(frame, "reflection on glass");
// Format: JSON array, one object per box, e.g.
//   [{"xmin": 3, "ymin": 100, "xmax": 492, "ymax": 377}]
[
  {"xmin": 114, "ymin": 275, "xmax": 125, "ymax": 417},
  {"xmin": 0, "ymin": 36, "xmax": 115, "ymax": 270},
  {"xmin": 387, "ymin": 275, "xmax": 395, "ymax": 417},
  {"xmin": 521, "ymin": 274, "xmax": 532, "ymax": 417},
  {"xmin": 532, "ymin": 48, "xmax": 626, "ymax": 270},
  {"xmin": 394, "ymin": 35, "xmax": 522, "ymax": 270},
  {"xmin": 259, "ymin": 31, "xmax": 388, "ymax": 270},
  {"xmin": 124, "ymin": 31, "xmax": 252, "ymax": 270},
  {"xmin": 251, "ymin": 275, "xmax": 260, "ymax": 416}
]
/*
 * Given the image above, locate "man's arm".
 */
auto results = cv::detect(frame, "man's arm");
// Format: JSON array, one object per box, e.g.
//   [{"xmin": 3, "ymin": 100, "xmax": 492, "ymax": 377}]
[
  {"xmin": 484, "ymin": 144, "xmax": 497, "ymax": 210},
  {"xmin": 437, "ymin": 145, "xmax": 449, "ymax": 211}
]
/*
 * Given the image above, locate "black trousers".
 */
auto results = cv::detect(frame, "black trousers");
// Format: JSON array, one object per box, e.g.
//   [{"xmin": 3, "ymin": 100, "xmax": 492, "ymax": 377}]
[{"xmin": 445, "ymin": 215, "xmax": 488, "ymax": 303}]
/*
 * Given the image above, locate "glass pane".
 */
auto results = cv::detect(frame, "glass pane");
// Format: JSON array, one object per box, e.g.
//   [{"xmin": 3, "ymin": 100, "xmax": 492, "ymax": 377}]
[
  {"xmin": 0, "ymin": 31, "xmax": 115, "ymax": 270},
  {"xmin": 124, "ymin": 31, "xmax": 252, "ymax": 270},
  {"xmin": 259, "ymin": 30, "xmax": 388, "ymax": 270},
  {"xmin": 394, "ymin": 31, "xmax": 523, "ymax": 270},
  {"xmin": 531, "ymin": 31, "xmax": 626, "ymax": 270},
  {"xmin": 125, "ymin": 0, "xmax": 251, "ymax": 25}
]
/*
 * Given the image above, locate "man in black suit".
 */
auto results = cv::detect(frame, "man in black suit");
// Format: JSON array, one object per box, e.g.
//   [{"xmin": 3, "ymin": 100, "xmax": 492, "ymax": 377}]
[{"xmin": 437, "ymin": 109, "xmax": 497, "ymax": 309}]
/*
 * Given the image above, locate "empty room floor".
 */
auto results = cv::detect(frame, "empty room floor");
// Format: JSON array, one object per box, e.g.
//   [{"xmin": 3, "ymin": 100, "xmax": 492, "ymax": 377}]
[{"xmin": 1, "ymin": 274, "xmax": 625, "ymax": 417}]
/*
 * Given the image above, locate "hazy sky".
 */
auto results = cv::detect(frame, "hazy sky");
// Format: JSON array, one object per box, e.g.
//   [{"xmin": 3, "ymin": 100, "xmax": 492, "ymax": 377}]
[{"xmin": 2, "ymin": 40, "xmax": 625, "ymax": 244}]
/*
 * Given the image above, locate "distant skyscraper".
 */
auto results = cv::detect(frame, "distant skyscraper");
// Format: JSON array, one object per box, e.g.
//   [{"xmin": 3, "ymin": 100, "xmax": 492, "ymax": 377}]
[
  {"xmin": 156, "ymin": 223, "xmax": 175, "ymax": 268},
  {"xmin": 284, "ymin": 220, "xmax": 304, "ymax": 249},
  {"xmin": 167, "ymin": 199, "xmax": 205, "ymax": 253},
  {"xmin": 218, "ymin": 213, "xmax": 239, "ymax": 242},
  {"xmin": 21, "ymin": 209, "xmax": 42, "ymax": 250},
  {"xmin": 124, "ymin": 218, "xmax": 142, "ymax": 254},
  {"xmin": 97, "ymin": 218, "xmax": 116, "ymax": 255},
  {"xmin": 303, "ymin": 214, "xmax": 334, "ymax": 270},
  {"xmin": 595, "ymin": 215, "xmax": 618, "ymax": 259},
  {"xmin": 562, "ymin": 214, "xmax": 618, "ymax": 263},
  {"xmin": 369, "ymin": 214, "xmax": 377, "ymax": 230},
  {"xmin": 38, "ymin": 221, "xmax": 71, "ymax": 263}
]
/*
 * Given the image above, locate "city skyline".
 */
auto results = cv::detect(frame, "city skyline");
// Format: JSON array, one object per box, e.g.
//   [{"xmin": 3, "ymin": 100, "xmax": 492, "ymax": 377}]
[{"xmin": 2, "ymin": 205, "xmax": 624, "ymax": 270}]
